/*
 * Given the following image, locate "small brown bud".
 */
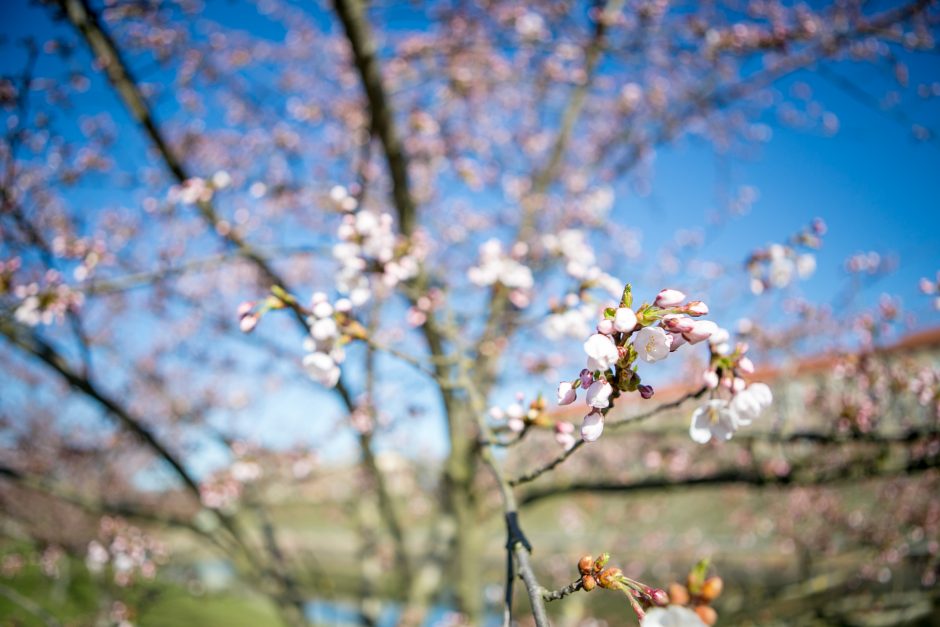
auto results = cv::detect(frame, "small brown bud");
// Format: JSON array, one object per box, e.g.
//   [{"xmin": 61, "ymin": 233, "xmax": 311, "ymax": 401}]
[
  {"xmin": 668, "ymin": 582, "xmax": 690, "ymax": 606},
  {"xmin": 593, "ymin": 552, "xmax": 610, "ymax": 572},
  {"xmin": 700, "ymin": 576, "xmax": 723, "ymax": 602},
  {"xmin": 581, "ymin": 575, "xmax": 596, "ymax": 591},
  {"xmin": 597, "ymin": 567, "xmax": 622, "ymax": 589},
  {"xmin": 578, "ymin": 555, "xmax": 594, "ymax": 576},
  {"xmin": 694, "ymin": 605, "xmax": 718, "ymax": 626}
]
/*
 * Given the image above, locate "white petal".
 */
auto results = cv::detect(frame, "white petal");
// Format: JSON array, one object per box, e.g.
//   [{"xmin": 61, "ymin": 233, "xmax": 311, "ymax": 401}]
[{"xmin": 580, "ymin": 412, "xmax": 605, "ymax": 442}]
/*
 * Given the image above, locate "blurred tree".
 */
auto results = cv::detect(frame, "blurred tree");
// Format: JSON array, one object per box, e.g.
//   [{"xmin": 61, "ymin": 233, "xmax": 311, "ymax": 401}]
[{"xmin": 1, "ymin": 0, "xmax": 938, "ymax": 625}]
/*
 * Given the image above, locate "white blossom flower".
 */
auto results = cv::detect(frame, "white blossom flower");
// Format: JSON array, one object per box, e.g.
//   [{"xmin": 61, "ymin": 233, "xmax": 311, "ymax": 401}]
[
  {"xmin": 708, "ymin": 326, "xmax": 731, "ymax": 355},
  {"xmin": 311, "ymin": 317, "xmax": 338, "ymax": 341},
  {"xmin": 641, "ymin": 605, "xmax": 707, "ymax": 627},
  {"xmin": 542, "ymin": 307, "xmax": 592, "ymax": 340},
  {"xmin": 581, "ymin": 411, "xmax": 605, "ymax": 442},
  {"xmin": 584, "ymin": 333, "xmax": 619, "ymax": 371},
  {"xmin": 689, "ymin": 399, "xmax": 737, "ymax": 443},
  {"xmin": 748, "ymin": 382, "xmax": 773, "ymax": 406},
  {"xmin": 797, "ymin": 253, "xmax": 816, "ymax": 278},
  {"xmin": 732, "ymin": 382, "xmax": 773, "ymax": 426},
  {"xmin": 634, "ymin": 326, "xmax": 671, "ymax": 363},
  {"xmin": 585, "ymin": 379, "xmax": 613, "ymax": 409},
  {"xmin": 312, "ymin": 300, "xmax": 334, "ymax": 319},
  {"xmin": 557, "ymin": 381, "xmax": 577, "ymax": 405},
  {"xmin": 702, "ymin": 370, "xmax": 719, "ymax": 389},
  {"xmin": 467, "ymin": 238, "xmax": 533, "ymax": 290},
  {"xmin": 303, "ymin": 352, "xmax": 340, "ymax": 388},
  {"xmin": 613, "ymin": 307, "xmax": 637, "ymax": 332},
  {"xmin": 769, "ymin": 256, "xmax": 795, "ymax": 287}
]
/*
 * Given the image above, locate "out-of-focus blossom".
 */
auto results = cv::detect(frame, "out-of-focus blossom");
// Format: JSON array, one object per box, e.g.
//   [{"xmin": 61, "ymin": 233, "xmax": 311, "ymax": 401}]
[
  {"xmin": 303, "ymin": 351, "xmax": 340, "ymax": 388},
  {"xmin": 641, "ymin": 606, "xmax": 707, "ymax": 627},
  {"xmin": 689, "ymin": 399, "xmax": 737, "ymax": 443}
]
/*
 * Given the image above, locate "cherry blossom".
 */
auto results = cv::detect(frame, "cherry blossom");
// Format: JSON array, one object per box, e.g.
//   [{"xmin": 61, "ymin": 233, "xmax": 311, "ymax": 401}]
[
  {"xmin": 557, "ymin": 381, "xmax": 577, "ymax": 405},
  {"xmin": 467, "ymin": 238, "xmax": 534, "ymax": 291},
  {"xmin": 689, "ymin": 400, "xmax": 737, "ymax": 443},
  {"xmin": 581, "ymin": 410, "xmax": 605, "ymax": 442},
  {"xmin": 303, "ymin": 351, "xmax": 341, "ymax": 388},
  {"xmin": 613, "ymin": 306, "xmax": 638, "ymax": 332},
  {"xmin": 584, "ymin": 332, "xmax": 620, "ymax": 371},
  {"xmin": 731, "ymin": 383, "xmax": 773, "ymax": 427},
  {"xmin": 634, "ymin": 326, "xmax": 672, "ymax": 363},
  {"xmin": 654, "ymin": 288, "xmax": 686, "ymax": 308},
  {"xmin": 585, "ymin": 379, "xmax": 614, "ymax": 409}
]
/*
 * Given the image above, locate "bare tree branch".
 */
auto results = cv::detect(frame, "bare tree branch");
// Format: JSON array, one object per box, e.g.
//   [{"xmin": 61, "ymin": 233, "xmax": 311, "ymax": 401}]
[
  {"xmin": 519, "ymin": 441, "xmax": 940, "ymax": 507},
  {"xmin": 332, "ymin": 0, "xmax": 417, "ymax": 236}
]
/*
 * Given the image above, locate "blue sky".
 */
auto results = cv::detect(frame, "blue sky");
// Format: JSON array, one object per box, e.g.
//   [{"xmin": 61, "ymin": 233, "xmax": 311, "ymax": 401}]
[{"xmin": 1, "ymin": 0, "xmax": 939, "ymax": 474}]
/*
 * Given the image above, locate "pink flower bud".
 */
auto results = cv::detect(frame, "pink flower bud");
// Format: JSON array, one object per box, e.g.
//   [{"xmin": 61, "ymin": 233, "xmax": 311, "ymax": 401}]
[
  {"xmin": 554, "ymin": 421, "xmax": 576, "ymax": 450},
  {"xmin": 597, "ymin": 318, "xmax": 615, "ymax": 335},
  {"xmin": 237, "ymin": 301, "xmax": 255, "ymax": 318},
  {"xmin": 580, "ymin": 411, "xmax": 605, "ymax": 442},
  {"xmin": 638, "ymin": 384, "xmax": 654, "ymax": 399},
  {"xmin": 647, "ymin": 588, "xmax": 669, "ymax": 606},
  {"xmin": 668, "ymin": 332, "xmax": 687, "ymax": 352},
  {"xmin": 683, "ymin": 320, "xmax": 717, "ymax": 344},
  {"xmin": 654, "ymin": 288, "xmax": 686, "ymax": 308},
  {"xmin": 239, "ymin": 313, "xmax": 259, "ymax": 333},
  {"xmin": 703, "ymin": 370, "xmax": 719, "ymax": 389},
  {"xmin": 557, "ymin": 381, "xmax": 577, "ymax": 405},
  {"xmin": 684, "ymin": 300, "xmax": 708, "ymax": 316},
  {"xmin": 662, "ymin": 314, "xmax": 695, "ymax": 334},
  {"xmin": 737, "ymin": 356, "xmax": 755, "ymax": 374},
  {"xmin": 579, "ymin": 368, "xmax": 594, "ymax": 388},
  {"xmin": 585, "ymin": 379, "xmax": 613, "ymax": 409}
]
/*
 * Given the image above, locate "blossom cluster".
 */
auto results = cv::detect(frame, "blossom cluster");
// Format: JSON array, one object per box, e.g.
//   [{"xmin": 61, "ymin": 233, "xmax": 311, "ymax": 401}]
[
  {"xmin": 556, "ymin": 286, "xmax": 714, "ymax": 442},
  {"xmin": 488, "ymin": 393, "xmax": 549, "ymax": 436},
  {"xmin": 9, "ymin": 267, "xmax": 85, "ymax": 327},
  {"xmin": 199, "ymin": 445, "xmax": 265, "ymax": 511},
  {"xmin": 844, "ymin": 250, "xmax": 897, "ymax": 276},
  {"xmin": 301, "ymin": 291, "xmax": 353, "ymax": 388},
  {"xmin": 167, "ymin": 171, "xmax": 232, "ymax": 206},
  {"xmin": 576, "ymin": 553, "xmax": 671, "ymax": 622},
  {"xmin": 746, "ymin": 218, "xmax": 824, "ymax": 294},
  {"xmin": 541, "ymin": 229, "xmax": 625, "ymax": 340},
  {"xmin": 85, "ymin": 517, "xmax": 166, "ymax": 587},
  {"xmin": 331, "ymin": 185, "xmax": 425, "ymax": 307},
  {"xmin": 920, "ymin": 271, "xmax": 940, "ymax": 310},
  {"xmin": 467, "ymin": 238, "xmax": 534, "ymax": 307},
  {"xmin": 689, "ymin": 329, "xmax": 773, "ymax": 443}
]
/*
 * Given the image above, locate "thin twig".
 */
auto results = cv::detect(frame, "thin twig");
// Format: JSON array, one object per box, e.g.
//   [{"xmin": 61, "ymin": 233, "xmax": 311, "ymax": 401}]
[
  {"xmin": 510, "ymin": 387, "xmax": 706, "ymax": 487},
  {"xmin": 542, "ymin": 580, "xmax": 583, "ymax": 602}
]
